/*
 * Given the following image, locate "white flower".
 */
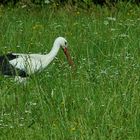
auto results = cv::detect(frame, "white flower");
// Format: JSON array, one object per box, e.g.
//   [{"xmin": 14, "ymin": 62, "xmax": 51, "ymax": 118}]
[
  {"xmin": 19, "ymin": 124, "xmax": 24, "ymax": 127},
  {"xmin": 16, "ymin": 45, "xmax": 20, "ymax": 48},
  {"xmin": 111, "ymin": 28, "xmax": 116, "ymax": 31},
  {"xmin": 25, "ymin": 110, "xmax": 31, "ymax": 113},
  {"xmin": 10, "ymin": 126, "xmax": 14, "ymax": 129},
  {"xmin": 44, "ymin": 0, "xmax": 50, "ymax": 4},
  {"xmin": 104, "ymin": 21, "xmax": 109, "ymax": 25},
  {"xmin": 119, "ymin": 34, "xmax": 129, "ymax": 38},
  {"xmin": 106, "ymin": 17, "xmax": 116, "ymax": 21},
  {"xmin": 100, "ymin": 69, "xmax": 107, "ymax": 75}
]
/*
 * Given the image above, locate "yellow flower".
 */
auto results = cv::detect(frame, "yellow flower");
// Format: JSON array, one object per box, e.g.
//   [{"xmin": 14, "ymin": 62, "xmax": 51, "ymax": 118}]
[
  {"xmin": 77, "ymin": 11, "xmax": 80, "ymax": 15},
  {"xmin": 32, "ymin": 24, "xmax": 43, "ymax": 30},
  {"xmin": 52, "ymin": 123, "xmax": 56, "ymax": 127},
  {"xmin": 71, "ymin": 127, "xmax": 76, "ymax": 131}
]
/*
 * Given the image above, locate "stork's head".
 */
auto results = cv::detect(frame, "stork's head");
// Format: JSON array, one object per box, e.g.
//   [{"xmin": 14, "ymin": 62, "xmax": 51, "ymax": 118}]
[
  {"xmin": 55, "ymin": 37, "xmax": 68, "ymax": 49},
  {"xmin": 55, "ymin": 37, "xmax": 74, "ymax": 67}
]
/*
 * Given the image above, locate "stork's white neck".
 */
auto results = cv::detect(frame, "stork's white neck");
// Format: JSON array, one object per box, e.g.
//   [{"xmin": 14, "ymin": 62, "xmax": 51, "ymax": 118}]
[
  {"xmin": 41, "ymin": 40, "xmax": 61, "ymax": 68},
  {"xmin": 48, "ymin": 40, "xmax": 60, "ymax": 57}
]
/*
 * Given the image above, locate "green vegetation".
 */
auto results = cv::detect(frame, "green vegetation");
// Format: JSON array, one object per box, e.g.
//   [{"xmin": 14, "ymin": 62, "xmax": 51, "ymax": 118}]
[
  {"xmin": 0, "ymin": 3, "xmax": 140, "ymax": 139},
  {"xmin": 0, "ymin": 0, "xmax": 139, "ymax": 7}
]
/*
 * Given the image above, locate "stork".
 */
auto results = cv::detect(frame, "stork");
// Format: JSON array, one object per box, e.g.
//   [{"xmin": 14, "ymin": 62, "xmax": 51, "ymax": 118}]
[{"xmin": 0, "ymin": 37, "xmax": 74, "ymax": 82}]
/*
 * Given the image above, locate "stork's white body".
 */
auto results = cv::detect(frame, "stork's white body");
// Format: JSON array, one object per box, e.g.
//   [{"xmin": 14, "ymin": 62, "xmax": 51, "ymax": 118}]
[{"xmin": 10, "ymin": 53, "xmax": 54, "ymax": 75}]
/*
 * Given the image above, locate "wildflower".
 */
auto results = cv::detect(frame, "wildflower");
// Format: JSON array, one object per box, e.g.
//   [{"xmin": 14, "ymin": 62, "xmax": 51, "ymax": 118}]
[
  {"xmin": 44, "ymin": 0, "xmax": 50, "ymax": 4},
  {"xmin": 25, "ymin": 110, "xmax": 31, "ymax": 113},
  {"xmin": 4, "ymin": 46, "xmax": 7, "ymax": 49},
  {"xmin": 16, "ymin": 45, "xmax": 20, "ymax": 48},
  {"xmin": 104, "ymin": 21, "xmax": 109, "ymax": 25},
  {"xmin": 10, "ymin": 126, "xmax": 14, "ymax": 129},
  {"xmin": 70, "ymin": 127, "xmax": 76, "ymax": 131},
  {"xmin": 52, "ymin": 123, "xmax": 56, "ymax": 127},
  {"xmin": 100, "ymin": 69, "xmax": 107, "ymax": 75},
  {"xmin": 32, "ymin": 24, "xmax": 43, "ymax": 30},
  {"xmin": 3, "ymin": 113, "xmax": 10, "ymax": 116},
  {"xmin": 106, "ymin": 17, "xmax": 116, "ymax": 21},
  {"xmin": 77, "ymin": 11, "xmax": 80, "ymax": 15},
  {"xmin": 21, "ymin": 5, "xmax": 27, "ymax": 8},
  {"xmin": 20, "ymin": 117, "xmax": 24, "ymax": 120},
  {"xmin": 114, "ymin": 70, "xmax": 119, "ymax": 76},
  {"xmin": 73, "ymin": 22, "xmax": 78, "ymax": 26},
  {"xmin": 119, "ymin": 33, "xmax": 129, "ymax": 38},
  {"xmin": 53, "ymin": 24, "xmax": 62, "ymax": 29},
  {"xmin": 19, "ymin": 124, "xmax": 24, "ymax": 127},
  {"xmin": 32, "ymin": 102, "xmax": 37, "ymax": 106},
  {"xmin": 110, "ymin": 28, "xmax": 116, "ymax": 31},
  {"xmin": 4, "ymin": 124, "xmax": 8, "ymax": 127},
  {"xmin": 94, "ymin": 32, "xmax": 98, "ymax": 35}
]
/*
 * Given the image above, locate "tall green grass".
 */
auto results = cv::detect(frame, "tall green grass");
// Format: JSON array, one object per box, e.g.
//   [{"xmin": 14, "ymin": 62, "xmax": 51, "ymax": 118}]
[{"xmin": 0, "ymin": 4, "xmax": 140, "ymax": 139}]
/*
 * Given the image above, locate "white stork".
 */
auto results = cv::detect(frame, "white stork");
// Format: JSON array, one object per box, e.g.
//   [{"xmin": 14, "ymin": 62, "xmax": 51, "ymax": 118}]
[{"xmin": 0, "ymin": 37, "xmax": 74, "ymax": 82}]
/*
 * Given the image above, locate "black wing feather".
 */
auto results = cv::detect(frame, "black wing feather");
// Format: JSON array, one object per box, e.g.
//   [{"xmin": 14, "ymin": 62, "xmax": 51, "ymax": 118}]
[{"xmin": 0, "ymin": 53, "xmax": 28, "ymax": 77}]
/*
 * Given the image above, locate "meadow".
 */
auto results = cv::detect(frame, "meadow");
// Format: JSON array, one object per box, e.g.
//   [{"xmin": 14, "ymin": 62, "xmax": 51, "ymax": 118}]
[{"xmin": 0, "ymin": 3, "xmax": 140, "ymax": 139}]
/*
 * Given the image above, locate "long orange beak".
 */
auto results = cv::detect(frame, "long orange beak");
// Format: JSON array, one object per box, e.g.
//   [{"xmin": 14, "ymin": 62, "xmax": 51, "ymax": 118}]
[{"xmin": 63, "ymin": 47, "xmax": 74, "ymax": 67}]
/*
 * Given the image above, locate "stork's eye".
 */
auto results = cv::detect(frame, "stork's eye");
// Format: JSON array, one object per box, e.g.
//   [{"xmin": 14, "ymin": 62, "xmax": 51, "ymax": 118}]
[{"xmin": 65, "ymin": 42, "xmax": 67, "ymax": 45}]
